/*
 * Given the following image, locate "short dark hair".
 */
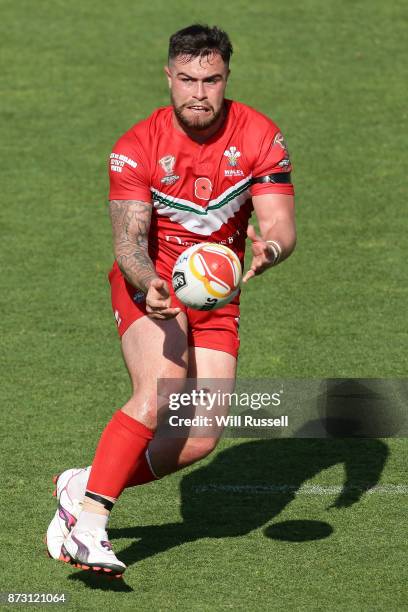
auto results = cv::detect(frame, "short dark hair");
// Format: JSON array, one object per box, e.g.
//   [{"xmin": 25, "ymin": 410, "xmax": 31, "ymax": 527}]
[{"xmin": 168, "ymin": 24, "xmax": 233, "ymax": 65}]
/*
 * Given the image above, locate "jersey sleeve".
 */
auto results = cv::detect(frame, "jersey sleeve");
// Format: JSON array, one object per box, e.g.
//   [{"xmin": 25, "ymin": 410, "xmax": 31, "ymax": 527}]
[
  {"xmin": 250, "ymin": 122, "xmax": 294, "ymax": 197},
  {"xmin": 108, "ymin": 132, "xmax": 151, "ymax": 202}
]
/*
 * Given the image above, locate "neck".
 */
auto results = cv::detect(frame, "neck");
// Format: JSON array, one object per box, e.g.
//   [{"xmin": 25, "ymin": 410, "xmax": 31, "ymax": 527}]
[{"xmin": 172, "ymin": 104, "xmax": 227, "ymax": 144}]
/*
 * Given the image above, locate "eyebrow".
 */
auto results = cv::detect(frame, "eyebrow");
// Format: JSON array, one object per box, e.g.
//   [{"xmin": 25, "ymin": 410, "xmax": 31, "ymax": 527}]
[{"xmin": 176, "ymin": 72, "xmax": 223, "ymax": 80}]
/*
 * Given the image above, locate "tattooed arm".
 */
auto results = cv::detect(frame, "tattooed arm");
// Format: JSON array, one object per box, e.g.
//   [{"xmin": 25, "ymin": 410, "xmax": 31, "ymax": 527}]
[
  {"xmin": 109, "ymin": 200, "xmax": 180, "ymax": 319},
  {"xmin": 109, "ymin": 199, "xmax": 156, "ymax": 292}
]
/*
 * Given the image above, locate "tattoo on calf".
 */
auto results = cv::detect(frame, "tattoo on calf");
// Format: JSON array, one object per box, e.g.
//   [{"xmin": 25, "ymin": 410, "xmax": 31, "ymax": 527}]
[{"xmin": 109, "ymin": 200, "xmax": 157, "ymax": 293}]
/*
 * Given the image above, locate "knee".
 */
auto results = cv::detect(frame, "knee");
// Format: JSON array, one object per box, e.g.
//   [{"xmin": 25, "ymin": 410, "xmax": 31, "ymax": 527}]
[
  {"xmin": 122, "ymin": 392, "xmax": 159, "ymax": 429},
  {"xmin": 126, "ymin": 378, "xmax": 188, "ymax": 421},
  {"xmin": 182, "ymin": 437, "xmax": 219, "ymax": 465},
  {"xmin": 122, "ymin": 376, "xmax": 190, "ymax": 429}
]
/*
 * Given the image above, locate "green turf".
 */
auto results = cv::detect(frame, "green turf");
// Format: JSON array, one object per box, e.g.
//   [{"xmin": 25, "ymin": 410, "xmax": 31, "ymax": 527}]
[{"xmin": 1, "ymin": 0, "xmax": 407, "ymax": 610}]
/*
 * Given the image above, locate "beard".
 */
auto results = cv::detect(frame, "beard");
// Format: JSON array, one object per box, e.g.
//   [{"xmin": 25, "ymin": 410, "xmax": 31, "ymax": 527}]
[{"xmin": 171, "ymin": 93, "xmax": 224, "ymax": 131}]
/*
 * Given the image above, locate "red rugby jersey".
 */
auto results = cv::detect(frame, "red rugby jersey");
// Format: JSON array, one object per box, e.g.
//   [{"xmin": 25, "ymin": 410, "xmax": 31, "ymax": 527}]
[{"xmin": 108, "ymin": 99, "xmax": 294, "ymax": 277}]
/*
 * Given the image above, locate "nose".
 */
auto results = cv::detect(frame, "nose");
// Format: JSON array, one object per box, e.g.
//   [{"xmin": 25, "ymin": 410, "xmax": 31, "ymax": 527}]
[{"xmin": 193, "ymin": 80, "xmax": 207, "ymax": 101}]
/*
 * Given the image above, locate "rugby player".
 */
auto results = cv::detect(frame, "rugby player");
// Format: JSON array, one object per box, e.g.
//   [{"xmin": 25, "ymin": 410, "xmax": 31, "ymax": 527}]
[{"xmin": 46, "ymin": 24, "xmax": 296, "ymax": 576}]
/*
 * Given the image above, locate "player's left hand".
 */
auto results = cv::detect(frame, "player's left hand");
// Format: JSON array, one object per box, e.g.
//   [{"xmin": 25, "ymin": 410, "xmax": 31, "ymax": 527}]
[{"xmin": 242, "ymin": 225, "xmax": 278, "ymax": 283}]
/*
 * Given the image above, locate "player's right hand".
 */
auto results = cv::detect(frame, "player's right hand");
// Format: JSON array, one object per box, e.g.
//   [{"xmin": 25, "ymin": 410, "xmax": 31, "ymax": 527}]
[{"xmin": 146, "ymin": 278, "xmax": 181, "ymax": 320}]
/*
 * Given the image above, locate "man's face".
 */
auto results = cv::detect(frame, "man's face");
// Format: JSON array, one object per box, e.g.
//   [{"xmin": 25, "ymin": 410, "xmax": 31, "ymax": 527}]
[{"xmin": 165, "ymin": 53, "xmax": 230, "ymax": 131}]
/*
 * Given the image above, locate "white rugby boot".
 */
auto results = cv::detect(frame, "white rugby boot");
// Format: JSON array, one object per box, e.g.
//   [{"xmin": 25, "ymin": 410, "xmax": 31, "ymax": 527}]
[
  {"xmin": 61, "ymin": 528, "xmax": 126, "ymax": 577},
  {"xmin": 45, "ymin": 467, "xmax": 89, "ymax": 560}
]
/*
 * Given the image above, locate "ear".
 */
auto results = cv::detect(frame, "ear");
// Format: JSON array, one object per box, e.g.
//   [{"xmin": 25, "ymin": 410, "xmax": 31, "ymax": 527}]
[{"xmin": 164, "ymin": 65, "xmax": 172, "ymax": 88}]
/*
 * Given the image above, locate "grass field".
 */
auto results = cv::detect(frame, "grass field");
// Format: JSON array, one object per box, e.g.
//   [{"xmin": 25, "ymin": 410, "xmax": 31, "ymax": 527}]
[{"xmin": 1, "ymin": 0, "xmax": 407, "ymax": 610}]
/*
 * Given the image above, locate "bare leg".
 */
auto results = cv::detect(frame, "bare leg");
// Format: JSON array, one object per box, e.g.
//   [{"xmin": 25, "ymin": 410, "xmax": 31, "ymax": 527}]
[
  {"xmin": 82, "ymin": 312, "xmax": 189, "ymax": 513},
  {"xmin": 120, "ymin": 312, "xmax": 189, "ymax": 427},
  {"xmin": 148, "ymin": 346, "xmax": 237, "ymax": 477},
  {"xmin": 65, "ymin": 346, "xmax": 235, "ymax": 502}
]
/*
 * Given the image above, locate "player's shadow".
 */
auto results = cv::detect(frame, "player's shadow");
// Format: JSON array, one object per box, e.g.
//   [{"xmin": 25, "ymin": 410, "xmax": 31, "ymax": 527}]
[
  {"xmin": 68, "ymin": 436, "xmax": 388, "ymax": 590},
  {"xmin": 68, "ymin": 378, "xmax": 395, "ymax": 589},
  {"xmin": 112, "ymin": 436, "xmax": 387, "ymax": 566}
]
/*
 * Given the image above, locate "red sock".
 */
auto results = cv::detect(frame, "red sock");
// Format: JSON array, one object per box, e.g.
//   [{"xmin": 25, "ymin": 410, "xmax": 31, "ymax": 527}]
[
  {"xmin": 125, "ymin": 450, "xmax": 158, "ymax": 487},
  {"xmin": 87, "ymin": 410, "xmax": 154, "ymax": 498}
]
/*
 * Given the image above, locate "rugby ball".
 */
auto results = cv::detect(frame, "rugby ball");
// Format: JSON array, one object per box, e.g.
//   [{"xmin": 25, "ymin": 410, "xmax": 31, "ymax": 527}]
[{"xmin": 172, "ymin": 243, "xmax": 242, "ymax": 311}]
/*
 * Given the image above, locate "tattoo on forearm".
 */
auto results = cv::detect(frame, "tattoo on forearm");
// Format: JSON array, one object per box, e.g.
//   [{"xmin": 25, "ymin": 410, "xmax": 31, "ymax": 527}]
[{"xmin": 109, "ymin": 200, "xmax": 157, "ymax": 293}]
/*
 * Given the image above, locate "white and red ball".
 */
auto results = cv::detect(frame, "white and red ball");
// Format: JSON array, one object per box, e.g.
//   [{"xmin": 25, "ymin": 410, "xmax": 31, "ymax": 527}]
[{"xmin": 172, "ymin": 243, "xmax": 242, "ymax": 311}]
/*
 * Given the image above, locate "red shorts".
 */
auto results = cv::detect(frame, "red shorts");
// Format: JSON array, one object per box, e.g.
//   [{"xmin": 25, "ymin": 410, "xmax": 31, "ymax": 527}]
[{"xmin": 108, "ymin": 262, "xmax": 240, "ymax": 358}]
